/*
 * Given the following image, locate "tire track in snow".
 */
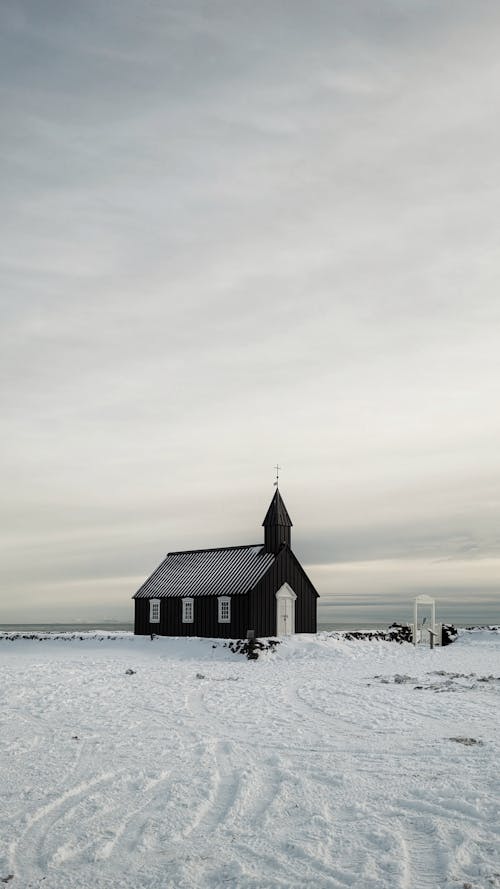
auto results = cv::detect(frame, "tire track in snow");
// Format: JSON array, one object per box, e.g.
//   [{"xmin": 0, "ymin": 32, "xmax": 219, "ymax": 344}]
[
  {"xmin": 182, "ymin": 739, "xmax": 241, "ymax": 838},
  {"xmin": 226, "ymin": 750, "xmax": 358, "ymax": 889},
  {"xmin": 394, "ymin": 779, "xmax": 500, "ymax": 889},
  {"xmin": 289, "ymin": 679, "xmax": 409, "ymax": 747},
  {"xmin": 234, "ymin": 754, "xmax": 284, "ymax": 826},
  {"xmin": 9, "ymin": 770, "xmax": 119, "ymax": 881},
  {"xmin": 0, "ymin": 707, "xmax": 62, "ymax": 819},
  {"xmin": 233, "ymin": 829, "xmax": 352, "ymax": 889},
  {"xmin": 92, "ymin": 770, "xmax": 172, "ymax": 861},
  {"xmin": 44, "ymin": 769, "xmax": 185, "ymax": 877},
  {"xmin": 176, "ymin": 737, "xmax": 289, "ymax": 889},
  {"xmin": 398, "ymin": 813, "xmax": 447, "ymax": 889}
]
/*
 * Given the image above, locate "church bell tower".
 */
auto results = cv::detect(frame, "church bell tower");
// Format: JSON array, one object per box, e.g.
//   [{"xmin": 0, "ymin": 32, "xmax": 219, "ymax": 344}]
[{"xmin": 262, "ymin": 488, "xmax": 293, "ymax": 554}]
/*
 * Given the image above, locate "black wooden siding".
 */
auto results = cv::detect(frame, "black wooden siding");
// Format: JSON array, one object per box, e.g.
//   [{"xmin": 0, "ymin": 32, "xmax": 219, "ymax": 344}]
[
  {"xmin": 264, "ymin": 524, "xmax": 291, "ymax": 555},
  {"xmin": 134, "ymin": 594, "xmax": 249, "ymax": 639},
  {"xmin": 249, "ymin": 547, "xmax": 317, "ymax": 636}
]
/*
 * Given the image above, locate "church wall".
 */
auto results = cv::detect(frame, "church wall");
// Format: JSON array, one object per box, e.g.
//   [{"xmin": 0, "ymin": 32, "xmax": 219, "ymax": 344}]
[
  {"xmin": 249, "ymin": 548, "xmax": 317, "ymax": 636},
  {"xmin": 134, "ymin": 594, "xmax": 249, "ymax": 638}
]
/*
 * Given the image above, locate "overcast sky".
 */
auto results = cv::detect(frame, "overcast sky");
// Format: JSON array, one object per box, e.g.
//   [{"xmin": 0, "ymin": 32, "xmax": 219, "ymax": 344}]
[{"xmin": 1, "ymin": 0, "xmax": 499, "ymax": 625}]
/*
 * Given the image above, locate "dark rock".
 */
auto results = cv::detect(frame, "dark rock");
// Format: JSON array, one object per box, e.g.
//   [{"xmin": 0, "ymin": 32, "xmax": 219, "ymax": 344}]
[
  {"xmin": 225, "ymin": 637, "xmax": 281, "ymax": 660},
  {"xmin": 441, "ymin": 624, "xmax": 458, "ymax": 646},
  {"xmin": 449, "ymin": 736, "xmax": 483, "ymax": 746},
  {"xmin": 387, "ymin": 623, "xmax": 413, "ymax": 643}
]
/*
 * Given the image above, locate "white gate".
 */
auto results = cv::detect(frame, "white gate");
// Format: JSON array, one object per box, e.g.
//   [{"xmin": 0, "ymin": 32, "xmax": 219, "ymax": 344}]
[{"xmin": 413, "ymin": 595, "xmax": 441, "ymax": 646}]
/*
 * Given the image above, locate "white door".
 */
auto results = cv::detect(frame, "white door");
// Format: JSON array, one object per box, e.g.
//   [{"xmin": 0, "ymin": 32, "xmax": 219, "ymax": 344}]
[{"xmin": 276, "ymin": 583, "xmax": 297, "ymax": 635}]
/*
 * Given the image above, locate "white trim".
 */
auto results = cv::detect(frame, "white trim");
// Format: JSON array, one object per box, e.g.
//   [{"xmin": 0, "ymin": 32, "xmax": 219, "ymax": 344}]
[
  {"xmin": 276, "ymin": 583, "xmax": 297, "ymax": 635},
  {"xmin": 276, "ymin": 582, "xmax": 297, "ymax": 601},
  {"xmin": 218, "ymin": 596, "xmax": 231, "ymax": 623},
  {"xmin": 182, "ymin": 597, "xmax": 194, "ymax": 624},
  {"xmin": 413, "ymin": 595, "xmax": 436, "ymax": 646},
  {"xmin": 149, "ymin": 599, "xmax": 160, "ymax": 624}
]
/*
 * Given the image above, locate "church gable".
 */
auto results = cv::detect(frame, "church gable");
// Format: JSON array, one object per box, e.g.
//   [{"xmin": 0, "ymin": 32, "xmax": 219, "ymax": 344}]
[{"xmin": 248, "ymin": 544, "xmax": 318, "ymax": 637}]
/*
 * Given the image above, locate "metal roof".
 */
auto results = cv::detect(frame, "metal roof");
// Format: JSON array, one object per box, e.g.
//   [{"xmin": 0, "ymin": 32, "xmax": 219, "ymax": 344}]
[
  {"xmin": 133, "ymin": 544, "xmax": 275, "ymax": 599},
  {"xmin": 262, "ymin": 488, "xmax": 293, "ymax": 527}
]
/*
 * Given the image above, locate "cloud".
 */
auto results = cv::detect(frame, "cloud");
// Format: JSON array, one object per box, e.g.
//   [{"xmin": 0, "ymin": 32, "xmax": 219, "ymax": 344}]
[{"xmin": 1, "ymin": 0, "xmax": 500, "ymax": 622}]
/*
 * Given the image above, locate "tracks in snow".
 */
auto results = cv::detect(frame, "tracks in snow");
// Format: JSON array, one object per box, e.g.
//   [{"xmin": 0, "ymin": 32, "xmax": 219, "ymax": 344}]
[{"xmin": 2, "ymin": 641, "xmax": 499, "ymax": 889}]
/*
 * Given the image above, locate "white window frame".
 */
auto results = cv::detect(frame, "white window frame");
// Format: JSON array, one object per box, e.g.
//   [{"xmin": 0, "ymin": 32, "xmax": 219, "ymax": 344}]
[
  {"xmin": 218, "ymin": 596, "xmax": 231, "ymax": 624},
  {"xmin": 182, "ymin": 597, "xmax": 194, "ymax": 624},
  {"xmin": 149, "ymin": 599, "xmax": 161, "ymax": 624}
]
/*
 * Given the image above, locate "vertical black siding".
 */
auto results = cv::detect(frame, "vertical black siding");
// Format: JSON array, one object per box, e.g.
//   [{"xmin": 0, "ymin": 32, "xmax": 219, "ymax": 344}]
[
  {"xmin": 134, "ymin": 594, "xmax": 248, "ymax": 638},
  {"xmin": 264, "ymin": 525, "xmax": 291, "ymax": 554},
  {"xmin": 248, "ymin": 547, "xmax": 317, "ymax": 636}
]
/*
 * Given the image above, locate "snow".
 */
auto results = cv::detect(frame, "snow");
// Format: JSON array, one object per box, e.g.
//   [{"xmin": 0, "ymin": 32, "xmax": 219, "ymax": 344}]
[{"xmin": 0, "ymin": 630, "xmax": 499, "ymax": 889}]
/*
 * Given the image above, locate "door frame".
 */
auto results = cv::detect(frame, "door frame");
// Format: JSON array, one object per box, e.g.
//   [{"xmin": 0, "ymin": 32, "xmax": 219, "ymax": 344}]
[{"xmin": 275, "ymin": 582, "xmax": 297, "ymax": 635}]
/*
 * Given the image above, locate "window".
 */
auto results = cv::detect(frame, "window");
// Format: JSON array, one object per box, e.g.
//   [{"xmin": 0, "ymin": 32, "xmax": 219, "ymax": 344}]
[
  {"xmin": 182, "ymin": 598, "xmax": 194, "ymax": 623},
  {"xmin": 218, "ymin": 597, "xmax": 231, "ymax": 623},
  {"xmin": 149, "ymin": 599, "xmax": 160, "ymax": 623}
]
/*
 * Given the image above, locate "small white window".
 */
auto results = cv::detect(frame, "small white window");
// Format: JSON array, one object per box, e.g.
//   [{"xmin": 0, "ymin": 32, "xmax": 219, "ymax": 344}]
[
  {"xmin": 218, "ymin": 597, "xmax": 231, "ymax": 623},
  {"xmin": 182, "ymin": 598, "xmax": 194, "ymax": 623},
  {"xmin": 149, "ymin": 599, "xmax": 160, "ymax": 623}
]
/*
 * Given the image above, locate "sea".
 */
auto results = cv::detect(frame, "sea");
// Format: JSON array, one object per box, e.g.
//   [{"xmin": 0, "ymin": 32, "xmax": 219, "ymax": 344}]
[
  {"xmin": 0, "ymin": 621, "xmax": 400, "ymax": 634},
  {"xmin": 0, "ymin": 621, "xmax": 418, "ymax": 633},
  {"xmin": 0, "ymin": 620, "xmax": 497, "ymax": 634}
]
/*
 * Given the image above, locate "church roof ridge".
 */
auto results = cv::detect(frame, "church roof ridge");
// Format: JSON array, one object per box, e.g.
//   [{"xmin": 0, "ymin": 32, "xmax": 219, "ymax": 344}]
[{"xmin": 167, "ymin": 543, "xmax": 263, "ymax": 556}]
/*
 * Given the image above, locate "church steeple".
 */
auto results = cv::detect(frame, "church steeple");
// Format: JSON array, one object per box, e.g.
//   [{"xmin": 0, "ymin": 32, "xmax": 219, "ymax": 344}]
[{"xmin": 262, "ymin": 488, "xmax": 293, "ymax": 554}]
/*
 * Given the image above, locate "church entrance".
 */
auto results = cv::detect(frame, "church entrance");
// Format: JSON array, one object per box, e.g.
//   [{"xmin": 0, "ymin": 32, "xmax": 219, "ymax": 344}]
[{"xmin": 276, "ymin": 583, "xmax": 297, "ymax": 635}]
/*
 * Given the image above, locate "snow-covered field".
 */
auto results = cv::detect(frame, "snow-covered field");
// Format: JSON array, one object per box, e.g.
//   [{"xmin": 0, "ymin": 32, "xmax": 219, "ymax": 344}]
[{"xmin": 1, "ymin": 630, "xmax": 499, "ymax": 889}]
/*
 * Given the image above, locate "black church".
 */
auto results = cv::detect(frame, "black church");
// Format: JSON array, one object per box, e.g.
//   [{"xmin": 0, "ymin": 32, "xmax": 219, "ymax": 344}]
[{"xmin": 133, "ymin": 489, "xmax": 319, "ymax": 638}]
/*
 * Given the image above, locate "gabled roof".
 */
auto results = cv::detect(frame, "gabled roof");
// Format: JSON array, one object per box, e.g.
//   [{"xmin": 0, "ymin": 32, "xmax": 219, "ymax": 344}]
[
  {"xmin": 274, "ymin": 544, "xmax": 320, "ymax": 598},
  {"xmin": 133, "ymin": 544, "xmax": 275, "ymax": 599},
  {"xmin": 262, "ymin": 488, "xmax": 293, "ymax": 527}
]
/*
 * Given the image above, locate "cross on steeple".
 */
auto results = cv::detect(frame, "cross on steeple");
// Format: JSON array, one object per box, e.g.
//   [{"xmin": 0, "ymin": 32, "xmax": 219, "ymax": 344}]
[{"xmin": 273, "ymin": 464, "xmax": 282, "ymax": 487}]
